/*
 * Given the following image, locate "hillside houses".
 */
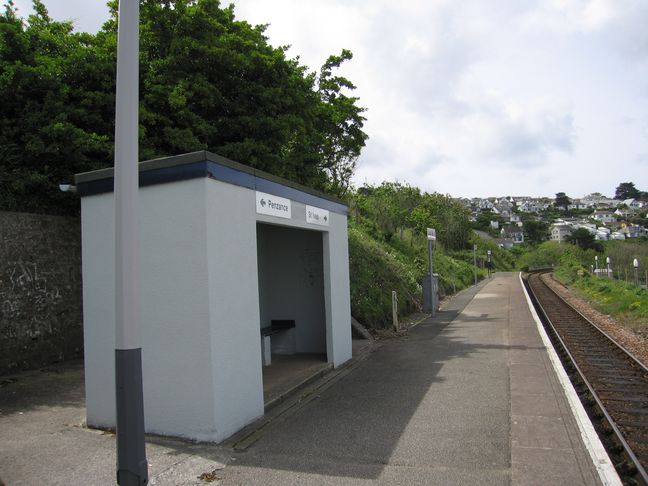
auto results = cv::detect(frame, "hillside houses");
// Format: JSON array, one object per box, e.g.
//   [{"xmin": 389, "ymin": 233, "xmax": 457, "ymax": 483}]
[
  {"xmin": 549, "ymin": 219, "xmax": 647, "ymax": 242},
  {"xmin": 463, "ymin": 193, "xmax": 647, "ymax": 247},
  {"xmin": 517, "ymin": 199, "xmax": 550, "ymax": 213},
  {"xmin": 621, "ymin": 224, "xmax": 646, "ymax": 239}
]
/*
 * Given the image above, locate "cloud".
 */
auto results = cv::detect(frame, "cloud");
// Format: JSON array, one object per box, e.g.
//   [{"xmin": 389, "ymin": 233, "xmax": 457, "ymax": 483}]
[{"xmin": 520, "ymin": 0, "xmax": 648, "ymax": 58}]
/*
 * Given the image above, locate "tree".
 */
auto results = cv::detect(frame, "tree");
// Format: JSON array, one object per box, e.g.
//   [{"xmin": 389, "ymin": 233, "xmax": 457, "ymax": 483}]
[
  {"xmin": 565, "ymin": 228, "xmax": 600, "ymax": 251},
  {"xmin": 418, "ymin": 193, "xmax": 472, "ymax": 250},
  {"xmin": 523, "ymin": 220, "xmax": 548, "ymax": 245},
  {"xmin": 0, "ymin": 0, "xmax": 113, "ymax": 214},
  {"xmin": 473, "ymin": 209, "xmax": 499, "ymax": 232},
  {"xmin": 614, "ymin": 182, "xmax": 640, "ymax": 200},
  {"xmin": 131, "ymin": 0, "xmax": 367, "ymax": 189},
  {"xmin": 315, "ymin": 49, "xmax": 368, "ymax": 196},
  {"xmin": 350, "ymin": 183, "xmax": 471, "ymax": 250},
  {"xmin": 1, "ymin": 0, "xmax": 367, "ymax": 214},
  {"xmin": 554, "ymin": 192, "xmax": 571, "ymax": 210}
]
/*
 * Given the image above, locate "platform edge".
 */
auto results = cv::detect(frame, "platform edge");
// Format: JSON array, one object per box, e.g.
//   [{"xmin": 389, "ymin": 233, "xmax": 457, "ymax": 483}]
[{"xmin": 518, "ymin": 272, "xmax": 622, "ymax": 486}]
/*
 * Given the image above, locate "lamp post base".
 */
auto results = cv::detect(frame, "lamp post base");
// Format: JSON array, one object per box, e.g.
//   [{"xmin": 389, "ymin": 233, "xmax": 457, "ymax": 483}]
[{"xmin": 116, "ymin": 348, "xmax": 148, "ymax": 485}]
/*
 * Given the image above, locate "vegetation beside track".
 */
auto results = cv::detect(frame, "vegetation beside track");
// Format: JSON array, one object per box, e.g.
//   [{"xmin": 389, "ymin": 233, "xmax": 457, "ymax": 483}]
[{"xmin": 519, "ymin": 240, "xmax": 648, "ymax": 337}]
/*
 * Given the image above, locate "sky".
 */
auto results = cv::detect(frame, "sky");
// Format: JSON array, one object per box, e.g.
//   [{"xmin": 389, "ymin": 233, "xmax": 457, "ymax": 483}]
[{"xmin": 11, "ymin": 0, "xmax": 648, "ymax": 199}]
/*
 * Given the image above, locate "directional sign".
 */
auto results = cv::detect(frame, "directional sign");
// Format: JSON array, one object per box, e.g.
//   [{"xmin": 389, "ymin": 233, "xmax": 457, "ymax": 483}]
[
  {"xmin": 427, "ymin": 228, "xmax": 436, "ymax": 241},
  {"xmin": 306, "ymin": 205, "xmax": 330, "ymax": 226},
  {"xmin": 256, "ymin": 191, "xmax": 291, "ymax": 219}
]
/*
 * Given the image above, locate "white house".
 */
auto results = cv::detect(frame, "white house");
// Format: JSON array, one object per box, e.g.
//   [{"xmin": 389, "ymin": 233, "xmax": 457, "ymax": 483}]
[
  {"xmin": 596, "ymin": 227, "xmax": 611, "ymax": 240},
  {"xmin": 568, "ymin": 199, "xmax": 589, "ymax": 210},
  {"xmin": 623, "ymin": 198, "xmax": 642, "ymax": 209},
  {"xmin": 592, "ymin": 211, "xmax": 616, "ymax": 224},
  {"xmin": 576, "ymin": 223, "xmax": 597, "ymax": 233},
  {"xmin": 550, "ymin": 223, "xmax": 572, "ymax": 243},
  {"xmin": 501, "ymin": 225, "xmax": 524, "ymax": 244}
]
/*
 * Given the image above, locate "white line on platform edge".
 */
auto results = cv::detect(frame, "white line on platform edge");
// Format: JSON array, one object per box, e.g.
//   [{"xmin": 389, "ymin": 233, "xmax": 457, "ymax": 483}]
[{"xmin": 518, "ymin": 272, "xmax": 622, "ymax": 486}]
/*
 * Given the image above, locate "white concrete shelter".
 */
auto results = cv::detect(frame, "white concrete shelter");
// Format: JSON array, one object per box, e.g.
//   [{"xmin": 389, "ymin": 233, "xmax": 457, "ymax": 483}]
[{"xmin": 76, "ymin": 151, "xmax": 352, "ymax": 442}]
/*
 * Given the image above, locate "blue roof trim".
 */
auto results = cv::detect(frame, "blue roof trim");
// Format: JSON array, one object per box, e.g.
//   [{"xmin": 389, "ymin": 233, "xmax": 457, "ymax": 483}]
[
  {"xmin": 77, "ymin": 177, "xmax": 114, "ymax": 197},
  {"xmin": 77, "ymin": 161, "xmax": 208, "ymax": 197},
  {"xmin": 76, "ymin": 155, "xmax": 348, "ymax": 215},
  {"xmin": 142, "ymin": 161, "xmax": 207, "ymax": 188},
  {"xmin": 254, "ymin": 177, "xmax": 348, "ymax": 215},
  {"xmin": 205, "ymin": 161, "xmax": 255, "ymax": 190}
]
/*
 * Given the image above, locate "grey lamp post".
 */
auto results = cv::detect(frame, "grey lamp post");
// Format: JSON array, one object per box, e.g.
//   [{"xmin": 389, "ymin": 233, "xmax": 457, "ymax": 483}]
[
  {"xmin": 114, "ymin": 1, "xmax": 148, "ymax": 484},
  {"xmin": 606, "ymin": 256, "xmax": 611, "ymax": 279},
  {"xmin": 634, "ymin": 258, "xmax": 639, "ymax": 286},
  {"xmin": 427, "ymin": 228, "xmax": 436, "ymax": 316}
]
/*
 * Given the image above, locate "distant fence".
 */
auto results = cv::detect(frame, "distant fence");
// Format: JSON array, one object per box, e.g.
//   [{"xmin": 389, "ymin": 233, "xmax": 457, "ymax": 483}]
[{"xmin": 0, "ymin": 211, "xmax": 83, "ymax": 374}]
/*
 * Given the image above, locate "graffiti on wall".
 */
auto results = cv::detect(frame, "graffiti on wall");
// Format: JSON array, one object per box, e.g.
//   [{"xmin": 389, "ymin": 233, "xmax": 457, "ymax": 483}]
[{"xmin": 0, "ymin": 212, "xmax": 82, "ymax": 374}]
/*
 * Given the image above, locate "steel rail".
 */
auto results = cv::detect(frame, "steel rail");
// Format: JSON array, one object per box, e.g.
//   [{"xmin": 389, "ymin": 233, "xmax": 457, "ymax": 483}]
[{"xmin": 526, "ymin": 271, "xmax": 648, "ymax": 486}]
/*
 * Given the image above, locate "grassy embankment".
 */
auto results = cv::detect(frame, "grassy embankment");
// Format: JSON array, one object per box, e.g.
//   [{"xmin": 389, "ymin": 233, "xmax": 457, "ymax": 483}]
[
  {"xmin": 518, "ymin": 240, "xmax": 648, "ymax": 337},
  {"xmin": 348, "ymin": 221, "xmax": 515, "ymax": 330}
]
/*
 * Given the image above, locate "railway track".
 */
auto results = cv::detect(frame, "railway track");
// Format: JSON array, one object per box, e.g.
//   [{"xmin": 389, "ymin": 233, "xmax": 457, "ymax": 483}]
[{"xmin": 525, "ymin": 271, "xmax": 648, "ymax": 486}]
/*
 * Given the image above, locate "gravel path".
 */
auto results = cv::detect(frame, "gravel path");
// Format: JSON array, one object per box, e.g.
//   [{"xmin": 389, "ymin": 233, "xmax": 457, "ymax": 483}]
[{"xmin": 541, "ymin": 273, "xmax": 648, "ymax": 368}]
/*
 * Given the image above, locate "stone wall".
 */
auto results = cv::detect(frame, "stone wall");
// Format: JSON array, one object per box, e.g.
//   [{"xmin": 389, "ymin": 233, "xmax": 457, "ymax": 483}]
[{"xmin": 0, "ymin": 211, "xmax": 83, "ymax": 374}]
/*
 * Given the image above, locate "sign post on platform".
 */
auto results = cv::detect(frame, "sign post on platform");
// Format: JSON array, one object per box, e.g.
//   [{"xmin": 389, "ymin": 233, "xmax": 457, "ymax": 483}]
[
  {"xmin": 473, "ymin": 244, "xmax": 477, "ymax": 286},
  {"xmin": 427, "ymin": 228, "xmax": 436, "ymax": 316},
  {"xmin": 114, "ymin": 1, "xmax": 148, "ymax": 484},
  {"xmin": 487, "ymin": 250, "xmax": 492, "ymax": 278}
]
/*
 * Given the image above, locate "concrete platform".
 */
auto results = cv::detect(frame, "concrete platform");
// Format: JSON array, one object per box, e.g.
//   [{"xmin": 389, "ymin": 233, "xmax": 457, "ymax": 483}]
[
  {"xmin": 219, "ymin": 272, "xmax": 617, "ymax": 485},
  {"xmin": 0, "ymin": 273, "xmax": 620, "ymax": 485}
]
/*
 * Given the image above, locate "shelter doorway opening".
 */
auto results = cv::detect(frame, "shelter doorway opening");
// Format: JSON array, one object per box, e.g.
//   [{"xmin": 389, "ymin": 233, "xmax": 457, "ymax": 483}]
[{"xmin": 256, "ymin": 223, "xmax": 328, "ymax": 404}]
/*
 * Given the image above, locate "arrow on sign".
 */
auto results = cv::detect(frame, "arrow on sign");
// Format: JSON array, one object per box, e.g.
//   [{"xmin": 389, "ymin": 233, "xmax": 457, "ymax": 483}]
[{"xmin": 260, "ymin": 199, "xmax": 266, "ymax": 207}]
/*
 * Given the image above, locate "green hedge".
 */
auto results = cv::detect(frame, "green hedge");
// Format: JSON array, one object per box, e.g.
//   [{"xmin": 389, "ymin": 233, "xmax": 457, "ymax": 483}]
[{"xmin": 348, "ymin": 225, "xmax": 422, "ymax": 329}]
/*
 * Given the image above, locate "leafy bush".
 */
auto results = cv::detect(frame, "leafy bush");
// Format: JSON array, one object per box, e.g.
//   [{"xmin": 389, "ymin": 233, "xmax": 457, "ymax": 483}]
[
  {"xmin": 348, "ymin": 220, "xmax": 513, "ymax": 329},
  {"xmin": 517, "ymin": 241, "xmax": 595, "ymax": 273},
  {"xmin": 348, "ymin": 224, "xmax": 422, "ymax": 329}
]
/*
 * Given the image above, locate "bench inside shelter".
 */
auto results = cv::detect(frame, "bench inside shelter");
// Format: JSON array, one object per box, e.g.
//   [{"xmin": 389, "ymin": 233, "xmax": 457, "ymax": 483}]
[{"xmin": 260, "ymin": 320, "xmax": 296, "ymax": 366}]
